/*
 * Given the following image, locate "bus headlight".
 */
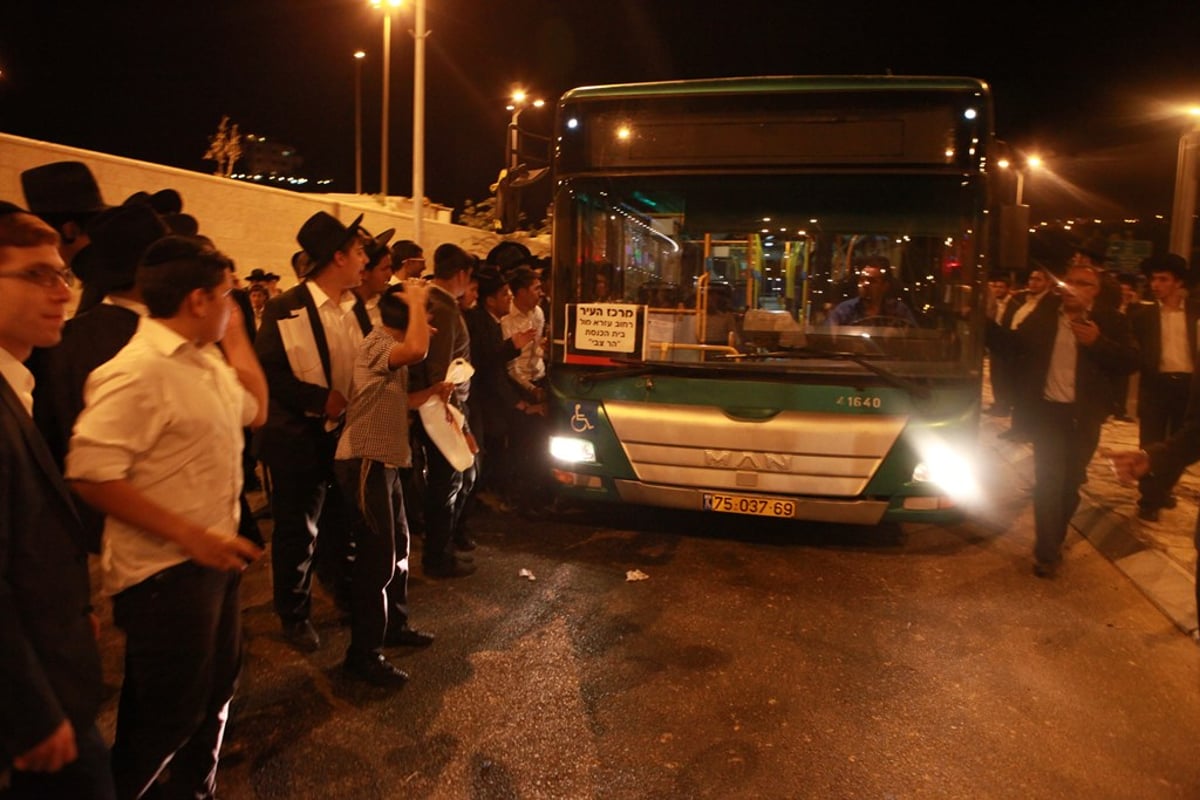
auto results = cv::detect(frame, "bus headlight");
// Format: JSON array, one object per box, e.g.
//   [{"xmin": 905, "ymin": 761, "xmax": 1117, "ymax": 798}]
[
  {"xmin": 550, "ymin": 436, "xmax": 596, "ymax": 464},
  {"xmin": 910, "ymin": 436, "xmax": 981, "ymax": 506}
]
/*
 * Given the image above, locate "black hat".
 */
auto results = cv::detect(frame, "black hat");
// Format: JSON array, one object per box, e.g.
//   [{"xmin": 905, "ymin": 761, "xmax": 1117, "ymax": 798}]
[
  {"xmin": 363, "ymin": 227, "xmax": 395, "ymax": 270},
  {"xmin": 1073, "ymin": 237, "xmax": 1108, "ymax": 266},
  {"xmin": 1140, "ymin": 252, "xmax": 1188, "ymax": 280},
  {"xmin": 75, "ymin": 202, "xmax": 170, "ymax": 291},
  {"xmin": 487, "ymin": 240, "xmax": 533, "ymax": 270},
  {"xmin": 161, "ymin": 212, "xmax": 199, "ymax": 236},
  {"xmin": 0, "ymin": 201, "xmax": 27, "ymax": 218},
  {"xmin": 296, "ymin": 211, "xmax": 363, "ymax": 269},
  {"xmin": 21, "ymin": 161, "xmax": 108, "ymax": 216},
  {"xmin": 475, "ymin": 266, "xmax": 508, "ymax": 299},
  {"xmin": 264, "ymin": 272, "xmax": 280, "ymax": 282},
  {"xmin": 247, "ymin": 268, "xmax": 271, "ymax": 283}
]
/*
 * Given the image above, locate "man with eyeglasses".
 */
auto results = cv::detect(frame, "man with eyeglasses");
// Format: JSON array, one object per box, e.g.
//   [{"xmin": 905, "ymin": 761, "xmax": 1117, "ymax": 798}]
[
  {"xmin": 1014, "ymin": 264, "xmax": 1138, "ymax": 578},
  {"xmin": 391, "ymin": 239, "xmax": 426, "ymax": 281},
  {"xmin": 0, "ymin": 202, "xmax": 114, "ymax": 799}
]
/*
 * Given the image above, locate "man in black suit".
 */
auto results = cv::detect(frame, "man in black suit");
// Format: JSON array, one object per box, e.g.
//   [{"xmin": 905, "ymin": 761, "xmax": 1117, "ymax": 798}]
[
  {"xmin": 1015, "ymin": 263, "xmax": 1138, "ymax": 577},
  {"xmin": 0, "ymin": 203, "xmax": 113, "ymax": 798},
  {"xmin": 1129, "ymin": 253, "xmax": 1198, "ymax": 521},
  {"xmin": 254, "ymin": 212, "xmax": 371, "ymax": 651},
  {"xmin": 464, "ymin": 268, "xmax": 536, "ymax": 507},
  {"xmin": 31, "ymin": 202, "xmax": 169, "ymax": 471}
]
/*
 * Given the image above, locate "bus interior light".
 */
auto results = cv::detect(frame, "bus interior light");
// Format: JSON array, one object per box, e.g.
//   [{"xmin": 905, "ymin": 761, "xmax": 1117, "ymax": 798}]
[{"xmin": 550, "ymin": 436, "xmax": 597, "ymax": 464}]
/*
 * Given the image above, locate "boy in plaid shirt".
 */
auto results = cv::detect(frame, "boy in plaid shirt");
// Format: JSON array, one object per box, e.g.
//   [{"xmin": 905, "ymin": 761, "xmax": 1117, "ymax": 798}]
[{"xmin": 334, "ymin": 281, "xmax": 452, "ymax": 687}]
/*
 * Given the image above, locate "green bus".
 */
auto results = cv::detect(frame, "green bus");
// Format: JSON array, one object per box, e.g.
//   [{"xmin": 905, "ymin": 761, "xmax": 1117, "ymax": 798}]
[{"xmin": 546, "ymin": 76, "xmax": 993, "ymax": 524}]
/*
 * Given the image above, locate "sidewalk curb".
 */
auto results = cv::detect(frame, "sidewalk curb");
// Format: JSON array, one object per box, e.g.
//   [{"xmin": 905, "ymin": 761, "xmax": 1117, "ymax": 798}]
[{"xmin": 1072, "ymin": 496, "xmax": 1198, "ymax": 637}]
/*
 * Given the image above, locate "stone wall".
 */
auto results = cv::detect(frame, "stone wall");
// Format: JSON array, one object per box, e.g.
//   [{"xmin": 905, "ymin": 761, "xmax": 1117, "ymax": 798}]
[{"xmin": 0, "ymin": 133, "xmax": 536, "ymax": 289}]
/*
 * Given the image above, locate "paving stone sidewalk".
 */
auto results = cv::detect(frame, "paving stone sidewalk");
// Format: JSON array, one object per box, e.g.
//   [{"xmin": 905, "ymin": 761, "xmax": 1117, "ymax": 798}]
[{"xmin": 980, "ymin": 381, "xmax": 1198, "ymax": 637}]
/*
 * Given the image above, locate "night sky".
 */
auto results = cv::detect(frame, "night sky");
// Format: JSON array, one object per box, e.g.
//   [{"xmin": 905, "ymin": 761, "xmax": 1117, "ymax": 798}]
[{"xmin": 3, "ymin": 1, "xmax": 1198, "ymax": 219}]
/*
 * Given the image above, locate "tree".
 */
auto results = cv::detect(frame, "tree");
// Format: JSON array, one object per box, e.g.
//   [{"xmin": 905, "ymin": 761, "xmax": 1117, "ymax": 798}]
[{"xmin": 202, "ymin": 115, "xmax": 242, "ymax": 178}]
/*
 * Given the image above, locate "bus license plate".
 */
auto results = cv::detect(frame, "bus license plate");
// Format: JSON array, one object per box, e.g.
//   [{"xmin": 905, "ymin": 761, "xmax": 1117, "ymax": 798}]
[{"xmin": 703, "ymin": 493, "xmax": 796, "ymax": 518}]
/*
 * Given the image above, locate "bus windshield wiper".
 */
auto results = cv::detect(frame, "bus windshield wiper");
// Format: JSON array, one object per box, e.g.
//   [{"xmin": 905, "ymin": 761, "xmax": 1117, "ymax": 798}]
[{"xmin": 574, "ymin": 360, "xmax": 660, "ymax": 388}]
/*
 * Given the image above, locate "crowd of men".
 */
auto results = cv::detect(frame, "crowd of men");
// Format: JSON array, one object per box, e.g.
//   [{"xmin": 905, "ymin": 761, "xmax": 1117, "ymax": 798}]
[
  {"xmin": 985, "ymin": 243, "xmax": 1200, "ymax": 595},
  {"xmin": 0, "ymin": 161, "xmax": 549, "ymax": 799}
]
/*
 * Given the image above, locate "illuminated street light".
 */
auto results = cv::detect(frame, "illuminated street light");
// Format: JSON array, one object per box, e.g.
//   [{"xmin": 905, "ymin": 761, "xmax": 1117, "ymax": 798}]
[
  {"xmin": 353, "ymin": 50, "xmax": 365, "ymax": 195},
  {"xmin": 999, "ymin": 153, "xmax": 1042, "ymax": 206},
  {"xmin": 369, "ymin": 0, "xmax": 402, "ymax": 203}
]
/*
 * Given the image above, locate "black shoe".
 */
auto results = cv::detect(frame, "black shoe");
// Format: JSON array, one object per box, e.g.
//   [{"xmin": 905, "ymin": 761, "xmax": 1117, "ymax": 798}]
[
  {"xmin": 1164, "ymin": 495, "xmax": 1178, "ymax": 509},
  {"xmin": 1137, "ymin": 506, "xmax": 1161, "ymax": 522},
  {"xmin": 1033, "ymin": 560, "xmax": 1059, "ymax": 579},
  {"xmin": 282, "ymin": 619, "xmax": 321, "ymax": 652},
  {"xmin": 385, "ymin": 626, "xmax": 435, "ymax": 647},
  {"xmin": 343, "ymin": 653, "xmax": 409, "ymax": 687},
  {"xmin": 455, "ymin": 535, "xmax": 477, "ymax": 551},
  {"xmin": 424, "ymin": 558, "xmax": 477, "ymax": 578}
]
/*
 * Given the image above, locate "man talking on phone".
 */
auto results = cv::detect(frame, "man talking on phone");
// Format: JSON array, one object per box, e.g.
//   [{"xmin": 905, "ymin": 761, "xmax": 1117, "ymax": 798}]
[{"xmin": 1014, "ymin": 263, "xmax": 1138, "ymax": 578}]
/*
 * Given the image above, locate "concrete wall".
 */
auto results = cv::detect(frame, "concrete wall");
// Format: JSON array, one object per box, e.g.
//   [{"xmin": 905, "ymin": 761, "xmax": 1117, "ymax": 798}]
[{"xmin": 0, "ymin": 133, "xmax": 544, "ymax": 289}]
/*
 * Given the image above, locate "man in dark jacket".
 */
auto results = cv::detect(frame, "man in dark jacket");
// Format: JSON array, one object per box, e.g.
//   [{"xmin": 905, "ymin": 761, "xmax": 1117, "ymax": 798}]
[
  {"xmin": 464, "ymin": 268, "xmax": 536, "ymax": 506},
  {"xmin": 1015, "ymin": 264, "xmax": 1138, "ymax": 577},
  {"xmin": 0, "ymin": 202, "xmax": 113, "ymax": 798},
  {"xmin": 254, "ymin": 212, "xmax": 370, "ymax": 651},
  {"xmin": 1128, "ymin": 253, "xmax": 1199, "ymax": 521}
]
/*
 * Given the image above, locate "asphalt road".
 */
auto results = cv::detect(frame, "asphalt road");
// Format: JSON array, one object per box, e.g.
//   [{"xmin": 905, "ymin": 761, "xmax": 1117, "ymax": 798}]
[{"xmin": 92, "ymin": 447, "xmax": 1200, "ymax": 799}]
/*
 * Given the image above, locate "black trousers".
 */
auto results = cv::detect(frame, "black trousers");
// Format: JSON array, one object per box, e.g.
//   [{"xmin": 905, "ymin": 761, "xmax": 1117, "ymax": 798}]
[
  {"xmin": 334, "ymin": 459, "xmax": 411, "ymax": 657},
  {"xmin": 267, "ymin": 457, "xmax": 352, "ymax": 623},
  {"xmin": 1031, "ymin": 400, "xmax": 1103, "ymax": 565},
  {"xmin": 413, "ymin": 417, "xmax": 465, "ymax": 570},
  {"xmin": 1138, "ymin": 372, "xmax": 1192, "ymax": 508},
  {"xmin": 1, "ymin": 724, "xmax": 115, "ymax": 800},
  {"xmin": 111, "ymin": 562, "xmax": 241, "ymax": 800}
]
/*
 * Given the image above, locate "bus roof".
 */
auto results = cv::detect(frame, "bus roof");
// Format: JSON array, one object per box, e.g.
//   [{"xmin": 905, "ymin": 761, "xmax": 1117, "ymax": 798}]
[{"xmin": 560, "ymin": 75, "xmax": 989, "ymax": 104}]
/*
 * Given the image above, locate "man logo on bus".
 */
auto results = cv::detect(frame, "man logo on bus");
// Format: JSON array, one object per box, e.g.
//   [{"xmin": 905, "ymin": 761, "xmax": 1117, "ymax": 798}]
[{"xmin": 704, "ymin": 450, "xmax": 793, "ymax": 471}]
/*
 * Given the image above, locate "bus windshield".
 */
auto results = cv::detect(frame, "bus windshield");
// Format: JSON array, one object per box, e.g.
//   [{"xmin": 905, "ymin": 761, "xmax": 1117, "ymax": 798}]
[{"xmin": 554, "ymin": 172, "xmax": 985, "ymax": 379}]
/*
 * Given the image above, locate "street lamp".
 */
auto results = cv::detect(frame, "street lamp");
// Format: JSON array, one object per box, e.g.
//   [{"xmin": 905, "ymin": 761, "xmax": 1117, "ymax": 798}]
[
  {"xmin": 370, "ymin": 0, "xmax": 402, "ymax": 203},
  {"xmin": 998, "ymin": 154, "xmax": 1042, "ymax": 206},
  {"xmin": 353, "ymin": 50, "xmax": 365, "ymax": 195},
  {"xmin": 411, "ymin": 0, "xmax": 427, "ymax": 248},
  {"xmin": 1169, "ymin": 107, "xmax": 1200, "ymax": 262},
  {"xmin": 506, "ymin": 91, "xmax": 546, "ymax": 171}
]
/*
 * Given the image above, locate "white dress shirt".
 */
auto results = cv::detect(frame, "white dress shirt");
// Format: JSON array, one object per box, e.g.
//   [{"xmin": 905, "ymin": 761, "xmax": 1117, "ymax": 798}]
[
  {"xmin": 501, "ymin": 304, "xmax": 546, "ymax": 393},
  {"xmin": 66, "ymin": 318, "xmax": 258, "ymax": 595},
  {"xmin": 0, "ymin": 346, "xmax": 35, "ymax": 417},
  {"xmin": 307, "ymin": 280, "xmax": 363, "ymax": 399}
]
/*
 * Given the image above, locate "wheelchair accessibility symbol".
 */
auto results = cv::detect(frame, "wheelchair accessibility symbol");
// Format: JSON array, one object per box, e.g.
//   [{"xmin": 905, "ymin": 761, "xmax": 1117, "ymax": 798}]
[{"xmin": 570, "ymin": 403, "xmax": 595, "ymax": 433}]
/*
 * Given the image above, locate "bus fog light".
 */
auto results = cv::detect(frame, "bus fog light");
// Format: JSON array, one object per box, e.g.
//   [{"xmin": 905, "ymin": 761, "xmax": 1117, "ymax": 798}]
[{"xmin": 550, "ymin": 436, "xmax": 596, "ymax": 464}]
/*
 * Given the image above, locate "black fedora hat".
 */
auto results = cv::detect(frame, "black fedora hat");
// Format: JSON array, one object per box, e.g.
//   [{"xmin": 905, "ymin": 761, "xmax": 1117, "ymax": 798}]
[
  {"xmin": 363, "ymin": 227, "xmax": 395, "ymax": 269},
  {"xmin": 486, "ymin": 240, "xmax": 533, "ymax": 270},
  {"xmin": 246, "ymin": 268, "xmax": 271, "ymax": 283},
  {"xmin": 297, "ymin": 212, "xmax": 364, "ymax": 269},
  {"xmin": 76, "ymin": 203, "xmax": 170, "ymax": 291},
  {"xmin": 21, "ymin": 161, "xmax": 108, "ymax": 216}
]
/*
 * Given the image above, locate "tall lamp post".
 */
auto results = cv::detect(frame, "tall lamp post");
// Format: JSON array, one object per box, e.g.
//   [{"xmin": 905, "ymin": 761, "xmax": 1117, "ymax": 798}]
[
  {"xmin": 370, "ymin": 0, "xmax": 401, "ymax": 204},
  {"xmin": 411, "ymin": 0, "xmax": 427, "ymax": 248},
  {"xmin": 1170, "ymin": 107, "xmax": 1200, "ymax": 263},
  {"xmin": 353, "ymin": 50, "xmax": 365, "ymax": 195},
  {"xmin": 996, "ymin": 154, "xmax": 1042, "ymax": 272}
]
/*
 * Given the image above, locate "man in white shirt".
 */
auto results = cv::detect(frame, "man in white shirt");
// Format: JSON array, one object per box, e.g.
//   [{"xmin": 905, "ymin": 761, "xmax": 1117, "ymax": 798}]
[
  {"xmin": 501, "ymin": 265, "xmax": 546, "ymax": 402},
  {"xmin": 254, "ymin": 212, "xmax": 372, "ymax": 651},
  {"xmin": 1130, "ymin": 253, "xmax": 1199, "ymax": 521},
  {"xmin": 66, "ymin": 236, "xmax": 267, "ymax": 799}
]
